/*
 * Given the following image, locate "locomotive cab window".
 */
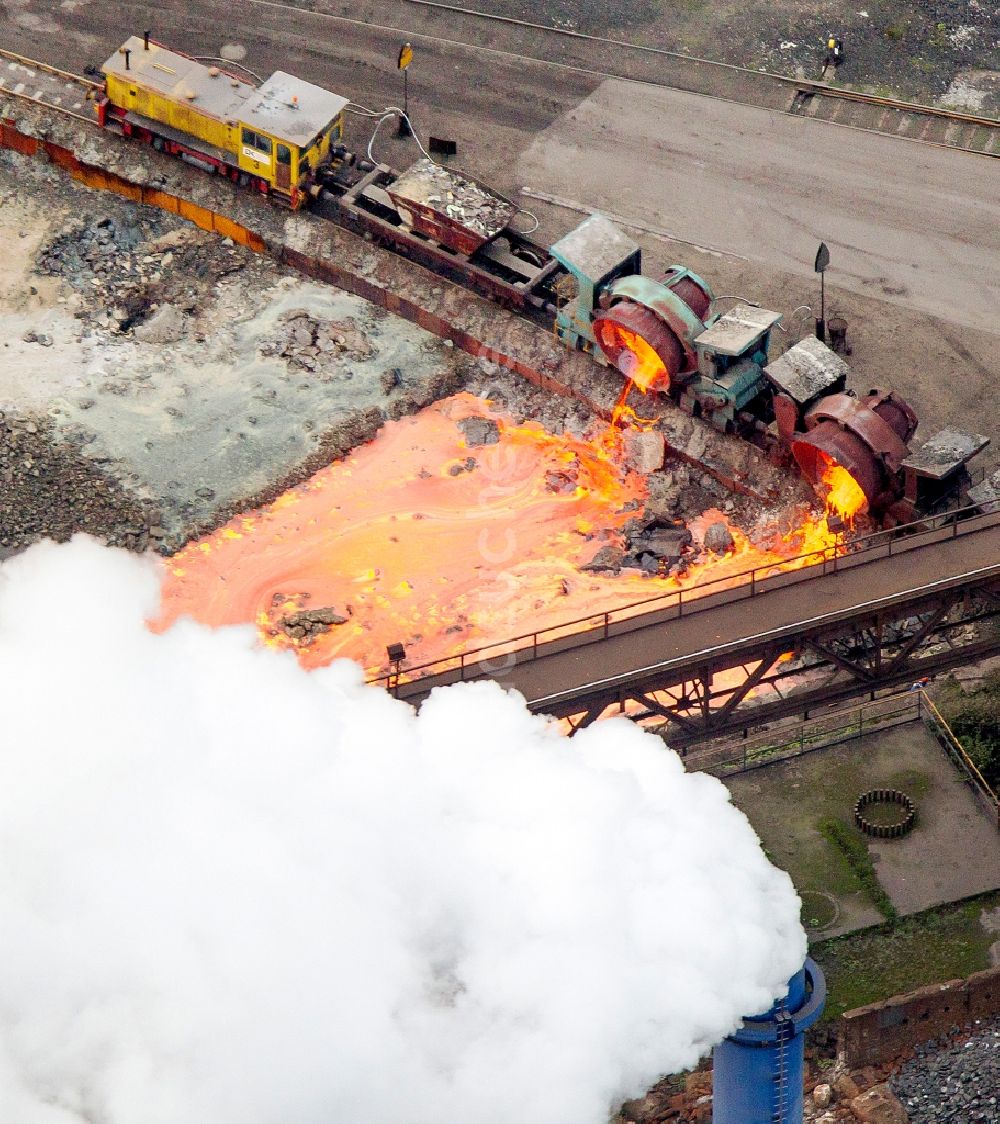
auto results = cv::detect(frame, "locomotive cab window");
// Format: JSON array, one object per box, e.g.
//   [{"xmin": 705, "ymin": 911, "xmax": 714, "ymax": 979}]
[
  {"xmin": 241, "ymin": 128, "xmax": 272, "ymax": 156},
  {"xmin": 276, "ymin": 144, "xmax": 292, "ymax": 165}
]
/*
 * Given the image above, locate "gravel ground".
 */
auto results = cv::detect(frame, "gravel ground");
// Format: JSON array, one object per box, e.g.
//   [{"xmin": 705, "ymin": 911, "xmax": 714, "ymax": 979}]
[
  {"xmin": 0, "ymin": 412, "xmax": 158, "ymax": 558},
  {"xmin": 891, "ymin": 1017, "xmax": 1000, "ymax": 1121},
  {"xmin": 461, "ymin": 0, "xmax": 1000, "ymax": 106}
]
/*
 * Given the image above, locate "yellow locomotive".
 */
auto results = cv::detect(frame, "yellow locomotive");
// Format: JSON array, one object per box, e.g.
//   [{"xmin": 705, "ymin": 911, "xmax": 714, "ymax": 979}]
[{"xmin": 98, "ymin": 35, "xmax": 347, "ymax": 208}]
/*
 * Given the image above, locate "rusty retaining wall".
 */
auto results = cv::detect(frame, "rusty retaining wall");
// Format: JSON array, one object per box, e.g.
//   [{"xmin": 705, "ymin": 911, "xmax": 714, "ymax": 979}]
[
  {"xmin": 281, "ymin": 246, "xmax": 586, "ymax": 404},
  {"xmin": 838, "ymin": 966, "xmax": 1000, "ymax": 1069},
  {"xmin": 0, "ymin": 121, "xmax": 269, "ymax": 252},
  {"xmin": 0, "ymin": 114, "xmax": 609, "ymax": 407}
]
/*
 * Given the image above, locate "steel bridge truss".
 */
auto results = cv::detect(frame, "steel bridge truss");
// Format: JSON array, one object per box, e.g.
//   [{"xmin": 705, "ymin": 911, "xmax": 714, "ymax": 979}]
[{"xmin": 542, "ymin": 568, "xmax": 1000, "ymax": 748}]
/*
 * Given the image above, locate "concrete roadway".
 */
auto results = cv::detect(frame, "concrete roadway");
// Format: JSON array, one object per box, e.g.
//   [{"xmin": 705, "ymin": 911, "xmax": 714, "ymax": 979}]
[
  {"xmin": 518, "ymin": 80, "xmax": 1000, "ymax": 337},
  {"xmin": 2, "ymin": 0, "xmax": 998, "ymax": 332}
]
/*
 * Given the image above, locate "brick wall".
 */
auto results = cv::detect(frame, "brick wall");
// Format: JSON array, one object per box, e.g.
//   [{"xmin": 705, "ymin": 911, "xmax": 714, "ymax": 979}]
[{"xmin": 838, "ymin": 966, "xmax": 1000, "ymax": 1068}]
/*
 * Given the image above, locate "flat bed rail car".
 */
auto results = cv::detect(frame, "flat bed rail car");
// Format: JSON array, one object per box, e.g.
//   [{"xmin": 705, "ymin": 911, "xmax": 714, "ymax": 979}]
[{"xmin": 314, "ymin": 158, "xmax": 564, "ymax": 317}]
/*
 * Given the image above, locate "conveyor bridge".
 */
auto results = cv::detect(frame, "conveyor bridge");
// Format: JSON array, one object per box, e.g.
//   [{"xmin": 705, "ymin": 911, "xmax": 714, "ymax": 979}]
[{"xmin": 392, "ymin": 507, "xmax": 1000, "ymax": 747}]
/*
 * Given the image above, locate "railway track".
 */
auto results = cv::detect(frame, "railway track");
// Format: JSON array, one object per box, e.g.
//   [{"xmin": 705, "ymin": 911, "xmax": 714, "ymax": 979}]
[
  {"xmin": 786, "ymin": 83, "xmax": 1000, "ymax": 158},
  {"xmin": 402, "ymin": 0, "xmax": 1000, "ymax": 158},
  {"xmin": 0, "ymin": 47, "xmax": 98, "ymax": 122},
  {"xmin": 3, "ymin": 21, "xmax": 998, "ymax": 163},
  {"xmin": 250, "ymin": 0, "xmax": 1000, "ymax": 159}
]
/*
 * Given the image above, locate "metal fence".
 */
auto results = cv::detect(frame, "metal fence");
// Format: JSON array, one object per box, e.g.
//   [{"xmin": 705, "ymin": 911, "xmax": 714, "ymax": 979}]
[
  {"xmin": 920, "ymin": 692, "xmax": 1000, "ymax": 831},
  {"xmin": 692, "ymin": 692, "xmax": 923, "ymax": 777},
  {"xmin": 690, "ymin": 688, "xmax": 1000, "ymax": 833}
]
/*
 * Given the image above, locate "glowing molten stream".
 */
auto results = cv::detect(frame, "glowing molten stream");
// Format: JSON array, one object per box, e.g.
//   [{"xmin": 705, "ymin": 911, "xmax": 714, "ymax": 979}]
[
  {"xmin": 819, "ymin": 455, "xmax": 868, "ymax": 525},
  {"xmin": 600, "ymin": 323, "xmax": 668, "ymax": 392}
]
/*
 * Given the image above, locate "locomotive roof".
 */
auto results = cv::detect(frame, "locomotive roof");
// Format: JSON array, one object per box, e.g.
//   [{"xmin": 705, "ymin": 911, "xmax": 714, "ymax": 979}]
[
  {"xmin": 241, "ymin": 72, "xmax": 349, "ymax": 147},
  {"xmin": 102, "ymin": 37, "xmax": 256, "ymax": 123},
  {"xmin": 103, "ymin": 40, "xmax": 348, "ymax": 144}
]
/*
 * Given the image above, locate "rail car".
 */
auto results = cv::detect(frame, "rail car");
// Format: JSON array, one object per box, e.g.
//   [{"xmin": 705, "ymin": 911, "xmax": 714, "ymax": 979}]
[{"xmin": 93, "ymin": 35, "xmax": 988, "ymax": 523}]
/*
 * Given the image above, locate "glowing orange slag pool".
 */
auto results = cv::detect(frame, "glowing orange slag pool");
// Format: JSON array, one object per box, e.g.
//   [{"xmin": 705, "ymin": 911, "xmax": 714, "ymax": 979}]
[{"xmin": 158, "ymin": 393, "xmax": 847, "ymax": 677}]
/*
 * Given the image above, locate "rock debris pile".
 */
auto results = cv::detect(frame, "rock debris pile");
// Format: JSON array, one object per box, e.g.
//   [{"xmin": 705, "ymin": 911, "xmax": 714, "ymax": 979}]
[
  {"xmin": 891, "ymin": 1018, "xmax": 1000, "ymax": 1122},
  {"xmin": 802, "ymin": 1070, "xmax": 910, "ymax": 1123},
  {"xmin": 467, "ymin": 364, "xmax": 803, "ymax": 518},
  {"xmin": 35, "ymin": 212, "xmax": 249, "ymax": 337},
  {"xmin": 468, "ymin": 370, "xmax": 599, "ymax": 436},
  {"xmin": 457, "ymin": 416, "xmax": 500, "ymax": 446},
  {"xmin": 461, "ymin": 367, "xmax": 780, "ymax": 580},
  {"xmin": 280, "ymin": 606, "xmax": 348, "ymax": 642},
  {"xmin": 20, "ymin": 328, "xmax": 53, "ymax": 347},
  {"xmin": 613, "ymin": 1058, "xmax": 921, "ymax": 1122},
  {"xmin": 0, "ymin": 413, "xmax": 160, "ymax": 557},
  {"xmin": 583, "ymin": 467, "xmax": 738, "ymax": 577},
  {"xmin": 259, "ymin": 309, "xmax": 376, "ymax": 372},
  {"xmin": 390, "ymin": 159, "xmax": 515, "ymax": 240}
]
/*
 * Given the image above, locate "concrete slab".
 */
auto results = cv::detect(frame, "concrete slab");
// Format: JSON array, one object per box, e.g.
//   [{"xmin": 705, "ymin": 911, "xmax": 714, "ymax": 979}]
[
  {"xmin": 518, "ymin": 78, "xmax": 1000, "ymax": 337},
  {"xmin": 725, "ymin": 720, "xmax": 1000, "ymax": 939},
  {"xmin": 868, "ymin": 724, "xmax": 1000, "ymax": 916}
]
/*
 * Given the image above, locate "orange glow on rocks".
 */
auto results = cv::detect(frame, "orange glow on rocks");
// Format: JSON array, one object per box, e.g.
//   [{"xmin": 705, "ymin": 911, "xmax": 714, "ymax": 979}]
[
  {"xmin": 157, "ymin": 393, "xmax": 846, "ymax": 678},
  {"xmin": 601, "ymin": 378, "xmax": 658, "ymax": 458}
]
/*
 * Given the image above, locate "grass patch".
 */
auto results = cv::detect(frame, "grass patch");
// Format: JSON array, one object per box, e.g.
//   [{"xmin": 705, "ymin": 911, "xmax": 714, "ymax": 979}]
[
  {"xmin": 813, "ymin": 891, "xmax": 1000, "ymax": 1021},
  {"xmin": 818, "ymin": 816, "xmax": 897, "ymax": 921},
  {"xmin": 933, "ymin": 671, "xmax": 1000, "ymax": 791},
  {"xmin": 782, "ymin": 820, "xmax": 865, "ymax": 904},
  {"xmin": 800, "ymin": 890, "xmax": 838, "ymax": 931},
  {"xmin": 927, "ymin": 21, "xmax": 949, "ymax": 49}
]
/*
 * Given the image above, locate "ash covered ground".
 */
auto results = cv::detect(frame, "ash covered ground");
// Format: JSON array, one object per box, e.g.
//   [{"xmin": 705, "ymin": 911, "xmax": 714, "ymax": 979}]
[{"xmin": 0, "ymin": 153, "xmax": 464, "ymax": 555}]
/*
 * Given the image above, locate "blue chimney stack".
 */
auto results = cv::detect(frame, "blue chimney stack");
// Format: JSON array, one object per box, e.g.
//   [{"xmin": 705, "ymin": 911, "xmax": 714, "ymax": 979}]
[{"xmin": 712, "ymin": 958, "xmax": 826, "ymax": 1122}]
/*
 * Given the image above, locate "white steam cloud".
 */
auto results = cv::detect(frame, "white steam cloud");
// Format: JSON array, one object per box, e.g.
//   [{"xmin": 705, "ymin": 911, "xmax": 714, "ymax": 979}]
[{"xmin": 0, "ymin": 538, "xmax": 805, "ymax": 1124}]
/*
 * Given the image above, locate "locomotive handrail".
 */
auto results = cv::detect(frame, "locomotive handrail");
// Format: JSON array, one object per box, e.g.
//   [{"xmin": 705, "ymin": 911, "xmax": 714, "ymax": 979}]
[{"xmin": 372, "ymin": 502, "xmax": 1000, "ymax": 692}]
